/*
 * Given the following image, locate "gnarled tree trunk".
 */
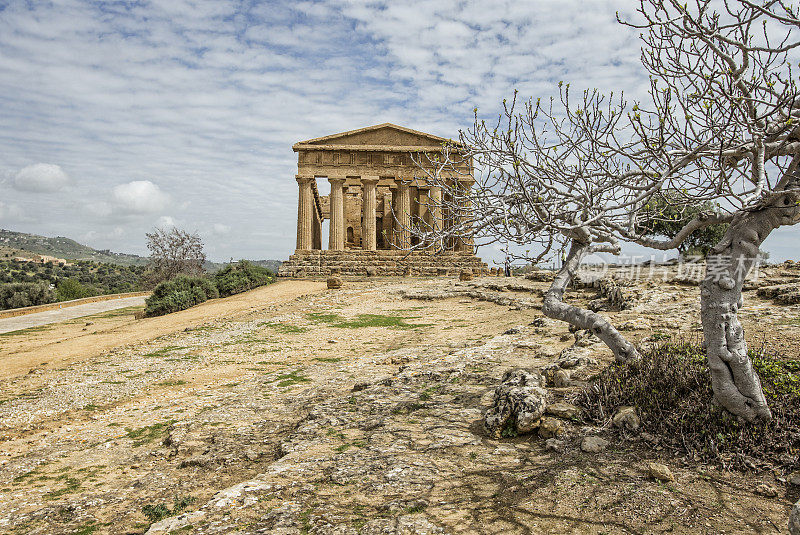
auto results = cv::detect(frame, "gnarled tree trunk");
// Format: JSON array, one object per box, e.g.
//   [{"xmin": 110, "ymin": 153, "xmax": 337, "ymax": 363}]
[
  {"xmin": 542, "ymin": 239, "xmax": 638, "ymax": 362},
  {"xmin": 701, "ymin": 180, "xmax": 800, "ymax": 421}
]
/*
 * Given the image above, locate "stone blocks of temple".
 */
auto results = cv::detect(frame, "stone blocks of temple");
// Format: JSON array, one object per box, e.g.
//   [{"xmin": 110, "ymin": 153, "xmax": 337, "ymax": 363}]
[
  {"xmin": 278, "ymin": 250, "xmax": 487, "ymax": 278},
  {"xmin": 281, "ymin": 123, "xmax": 485, "ymax": 278}
]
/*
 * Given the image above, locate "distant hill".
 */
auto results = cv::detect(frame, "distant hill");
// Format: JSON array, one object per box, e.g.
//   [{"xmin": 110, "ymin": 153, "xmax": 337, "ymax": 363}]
[
  {"xmin": 0, "ymin": 229, "xmax": 149, "ymax": 266},
  {"xmin": 0, "ymin": 229, "xmax": 282, "ymax": 272}
]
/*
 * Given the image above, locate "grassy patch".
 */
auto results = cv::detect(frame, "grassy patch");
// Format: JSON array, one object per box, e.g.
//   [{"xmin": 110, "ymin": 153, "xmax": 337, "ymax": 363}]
[
  {"xmin": 87, "ymin": 306, "xmax": 144, "ymax": 319},
  {"xmin": 142, "ymin": 495, "xmax": 196, "ymax": 524},
  {"xmin": 125, "ymin": 420, "xmax": 176, "ymax": 446},
  {"xmin": 314, "ymin": 357, "xmax": 342, "ymax": 363},
  {"xmin": 43, "ymin": 475, "xmax": 81, "ymax": 499},
  {"xmin": 270, "ymin": 369, "xmax": 311, "ymax": 387},
  {"xmin": 418, "ymin": 385, "xmax": 442, "ymax": 401},
  {"xmin": 300, "ymin": 507, "xmax": 313, "ymax": 534},
  {"xmin": 391, "ymin": 401, "xmax": 426, "ymax": 415},
  {"xmin": 70, "ymin": 523, "xmax": 99, "ymax": 535},
  {"xmin": 578, "ymin": 341, "xmax": 800, "ymax": 470},
  {"xmin": 404, "ymin": 503, "xmax": 427, "ymax": 514},
  {"xmin": 143, "ymin": 346, "xmax": 187, "ymax": 358},
  {"xmin": 158, "ymin": 380, "xmax": 187, "ymax": 387},
  {"xmin": 0, "ymin": 325, "xmax": 53, "ymax": 337},
  {"xmin": 307, "ymin": 312, "xmax": 432, "ymax": 330}
]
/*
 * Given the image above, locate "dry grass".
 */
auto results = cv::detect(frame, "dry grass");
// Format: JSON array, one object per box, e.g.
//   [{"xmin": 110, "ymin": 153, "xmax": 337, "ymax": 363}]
[{"xmin": 577, "ymin": 340, "xmax": 800, "ymax": 472}]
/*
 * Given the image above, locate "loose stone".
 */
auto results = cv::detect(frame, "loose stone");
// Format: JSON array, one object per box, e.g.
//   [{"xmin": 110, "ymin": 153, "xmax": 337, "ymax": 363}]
[{"xmin": 647, "ymin": 462, "xmax": 675, "ymax": 482}]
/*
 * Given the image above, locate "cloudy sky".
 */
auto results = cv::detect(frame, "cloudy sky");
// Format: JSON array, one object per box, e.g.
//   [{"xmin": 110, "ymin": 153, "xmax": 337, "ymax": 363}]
[{"xmin": 0, "ymin": 0, "xmax": 797, "ymax": 263}]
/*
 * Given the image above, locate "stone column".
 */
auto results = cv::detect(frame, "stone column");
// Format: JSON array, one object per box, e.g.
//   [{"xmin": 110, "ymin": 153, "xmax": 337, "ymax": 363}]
[
  {"xmin": 428, "ymin": 186, "xmax": 443, "ymax": 248},
  {"xmin": 396, "ymin": 180, "xmax": 411, "ymax": 249},
  {"xmin": 296, "ymin": 176, "xmax": 314, "ymax": 251},
  {"xmin": 382, "ymin": 190, "xmax": 393, "ymax": 249},
  {"xmin": 328, "ymin": 177, "xmax": 346, "ymax": 251},
  {"xmin": 361, "ymin": 176, "xmax": 379, "ymax": 251},
  {"xmin": 312, "ymin": 208, "xmax": 322, "ymax": 250},
  {"xmin": 454, "ymin": 180, "xmax": 474, "ymax": 253}
]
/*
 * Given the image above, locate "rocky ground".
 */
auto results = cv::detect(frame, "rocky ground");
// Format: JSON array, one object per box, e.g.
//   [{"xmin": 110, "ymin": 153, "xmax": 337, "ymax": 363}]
[{"xmin": 1, "ymin": 266, "xmax": 799, "ymax": 534}]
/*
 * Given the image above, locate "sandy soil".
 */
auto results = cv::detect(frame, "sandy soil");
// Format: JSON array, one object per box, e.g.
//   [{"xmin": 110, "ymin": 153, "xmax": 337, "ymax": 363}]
[
  {"xmin": 0, "ymin": 275, "xmax": 797, "ymax": 534},
  {"xmin": 0, "ymin": 280, "xmax": 325, "ymax": 380}
]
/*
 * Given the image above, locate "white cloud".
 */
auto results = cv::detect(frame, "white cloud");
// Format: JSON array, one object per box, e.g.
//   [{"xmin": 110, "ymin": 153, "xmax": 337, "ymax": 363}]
[
  {"xmin": 81, "ymin": 226, "xmax": 125, "ymax": 243},
  {"xmin": 0, "ymin": 0, "xmax": 795, "ymax": 261},
  {"xmin": 13, "ymin": 163, "xmax": 70, "ymax": 192},
  {"xmin": 111, "ymin": 180, "xmax": 170, "ymax": 215},
  {"xmin": 212, "ymin": 223, "xmax": 230, "ymax": 235},
  {"xmin": 155, "ymin": 215, "xmax": 177, "ymax": 228}
]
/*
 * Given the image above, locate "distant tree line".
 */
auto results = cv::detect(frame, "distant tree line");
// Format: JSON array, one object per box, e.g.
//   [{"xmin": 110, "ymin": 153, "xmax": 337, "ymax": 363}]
[
  {"xmin": 0, "ymin": 227, "xmax": 277, "ymax": 313},
  {"xmin": 0, "ymin": 259, "xmax": 146, "ymax": 310}
]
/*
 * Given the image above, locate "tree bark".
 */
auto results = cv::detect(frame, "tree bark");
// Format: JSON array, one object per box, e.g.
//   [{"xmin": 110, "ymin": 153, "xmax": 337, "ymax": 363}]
[
  {"xmin": 542, "ymin": 239, "xmax": 638, "ymax": 362},
  {"xmin": 701, "ymin": 183, "xmax": 800, "ymax": 421}
]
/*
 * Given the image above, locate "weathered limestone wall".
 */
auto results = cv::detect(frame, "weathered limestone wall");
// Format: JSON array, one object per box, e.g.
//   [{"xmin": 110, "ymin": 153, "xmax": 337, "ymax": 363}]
[{"xmin": 277, "ymin": 250, "xmax": 488, "ymax": 278}]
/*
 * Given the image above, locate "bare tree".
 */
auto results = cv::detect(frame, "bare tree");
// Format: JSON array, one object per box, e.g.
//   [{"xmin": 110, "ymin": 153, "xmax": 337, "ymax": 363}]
[
  {"xmin": 412, "ymin": 0, "xmax": 800, "ymax": 421},
  {"xmin": 145, "ymin": 227, "xmax": 206, "ymax": 285}
]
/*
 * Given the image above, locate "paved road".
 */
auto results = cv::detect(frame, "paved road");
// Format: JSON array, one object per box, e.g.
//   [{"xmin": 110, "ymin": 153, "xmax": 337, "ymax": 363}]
[{"xmin": 0, "ymin": 296, "xmax": 147, "ymax": 335}]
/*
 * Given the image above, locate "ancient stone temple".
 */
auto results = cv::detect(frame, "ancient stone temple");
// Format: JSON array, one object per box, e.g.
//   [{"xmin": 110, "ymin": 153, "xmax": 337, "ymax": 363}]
[{"xmin": 277, "ymin": 123, "xmax": 487, "ymax": 277}]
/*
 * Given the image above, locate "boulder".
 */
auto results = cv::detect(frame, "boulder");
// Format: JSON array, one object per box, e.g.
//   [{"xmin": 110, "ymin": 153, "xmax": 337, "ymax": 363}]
[
  {"xmin": 788, "ymin": 471, "xmax": 800, "ymax": 486},
  {"xmin": 756, "ymin": 483, "xmax": 778, "ymax": 497},
  {"xmin": 647, "ymin": 462, "xmax": 674, "ymax": 482},
  {"xmin": 459, "ymin": 270, "xmax": 473, "ymax": 281},
  {"xmin": 327, "ymin": 276, "xmax": 343, "ymax": 289},
  {"xmin": 557, "ymin": 346, "xmax": 596, "ymax": 369},
  {"xmin": 545, "ymin": 438, "xmax": 565, "ymax": 452},
  {"xmin": 790, "ymin": 499, "xmax": 800, "ymax": 535},
  {"xmin": 619, "ymin": 318, "xmax": 650, "ymax": 331},
  {"xmin": 545, "ymin": 402, "xmax": 581, "ymax": 420},
  {"xmin": 580, "ymin": 436, "xmax": 609, "ymax": 453},
  {"xmin": 483, "ymin": 369, "xmax": 548, "ymax": 439},
  {"xmin": 525, "ymin": 270, "xmax": 555, "ymax": 282},
  {"xmin": 612, "ymin": 406, "xmax": 640, "ymax": 431},
  {"xmin": 551, "ymin": 369, "xmax": 571, "ymax": 388},
  {"xmin": 538, "ymin": 417, "xmax": 564, "ymax": 439}
]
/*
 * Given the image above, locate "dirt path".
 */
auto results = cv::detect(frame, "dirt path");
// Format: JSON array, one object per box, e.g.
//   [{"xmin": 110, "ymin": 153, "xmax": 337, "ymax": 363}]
[
  {"xmin": 0, "ymin": 296, "xmax": 148, "ymax": 335},
  {"xmin": 0, "ymin": 276, "xmax": 794, "ymax": 534},
  {"xmin": 0, "ymin": 280, "xmax": 325, "ymax": 380}
]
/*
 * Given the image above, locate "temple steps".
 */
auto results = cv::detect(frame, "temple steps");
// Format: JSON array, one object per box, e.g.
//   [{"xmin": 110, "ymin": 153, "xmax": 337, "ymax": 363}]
[{"xmin": 277, "ymin": 250, "xmax": 488, "ymax": 278}]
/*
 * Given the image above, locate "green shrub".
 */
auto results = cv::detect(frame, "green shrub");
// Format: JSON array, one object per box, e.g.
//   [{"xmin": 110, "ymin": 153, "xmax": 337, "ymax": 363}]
[
  {"xmin": 56, "ymin": 278, "xmax": 98, "ymax": 301},
  {"xmin": 144, "ymin": 275, "xmax": 218, "ymax": 317},
  {"xmin": 577, "ymin": 341, "xmax": 800, "ymax": 470},
  {"xmin": 0, "ymin": 282, "xmax": 56, "ymax": 310},
  {"xmin": 213, "ymin": 260, "xmax": 273, "ymax": 297}
]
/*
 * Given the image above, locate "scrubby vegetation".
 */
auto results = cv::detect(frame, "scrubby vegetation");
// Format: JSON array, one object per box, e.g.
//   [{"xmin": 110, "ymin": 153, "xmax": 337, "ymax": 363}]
[
  {"xmin": 144, "ymin": 276, "xmax": 219, "ymax": 317},
  {"xmin": 0, "ymin": 282, "xmax": 56, "ymax": 309},
  {"xmin": 0, "ymin": 257, "xmax": 146, "ymax": 309},
  {"xmin": 213, "ymin": 260, "xmax": 274, "ymax": 297},
  {"xmin": 144, "ymin": 261, "xmax": 275, "ymax": 317},
  {"xmin": 578, "ymin": 341, "xmax": 800, "ymax": 471},
  {"xmin": 0, "ymin": 254, "xmax": 277, "ymax": 313}
]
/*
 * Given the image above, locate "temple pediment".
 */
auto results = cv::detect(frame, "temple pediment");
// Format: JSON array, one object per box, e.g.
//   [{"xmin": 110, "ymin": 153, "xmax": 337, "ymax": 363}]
[{"xmin": 293, "ymin": 123, "xmax": 456, "ymax": 152}]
